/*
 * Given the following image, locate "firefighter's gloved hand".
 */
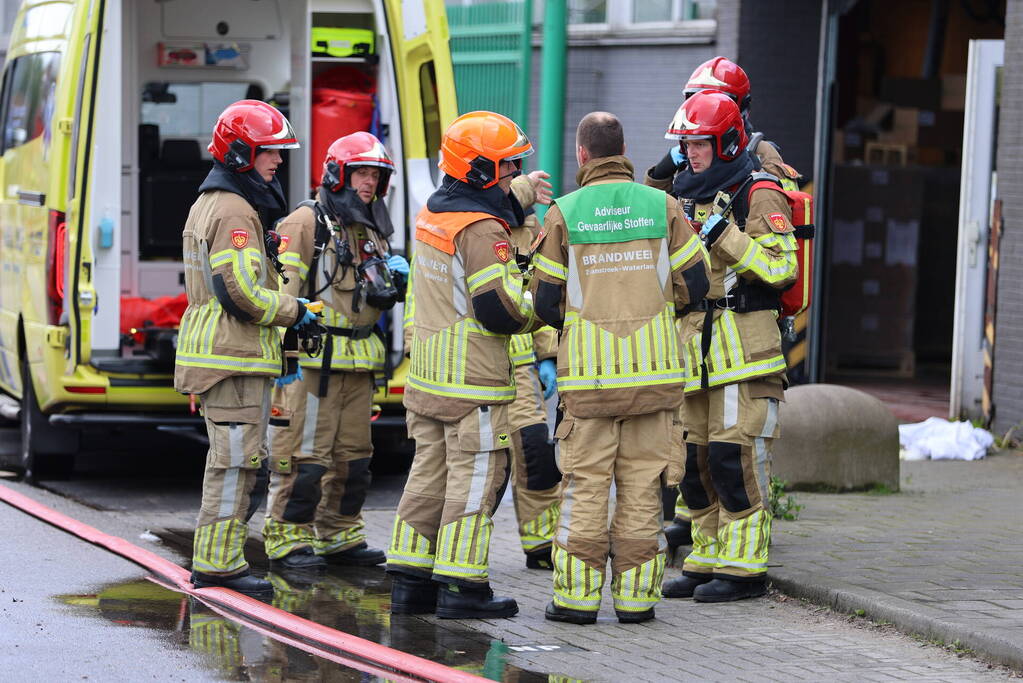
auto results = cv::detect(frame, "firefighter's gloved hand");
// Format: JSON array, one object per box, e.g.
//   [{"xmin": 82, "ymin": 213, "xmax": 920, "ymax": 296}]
[
  {"xmin": 293, "ymin": 297, "xmax": 318, "ymax": 330},
  {"xmin": 386, "ymin": 254, "xmax": 409, "ymax": 276},
  {"xmin": 651, "ymin": 148, "xmax": 684, "ymax": 180},
  {"xmin": 670, "ymin": 145, "xmax": 687, "ymax": 167},
  {"xmin": 701, "ymin": 214, "xmax": 729, "ymax": 247},
  {"xmin": 276, "ymin": 360, "xmax": 303, "ymax": 387},
  {"xmin": 538, "ymin": 359, "xmax": 557, "ymax": 400}
]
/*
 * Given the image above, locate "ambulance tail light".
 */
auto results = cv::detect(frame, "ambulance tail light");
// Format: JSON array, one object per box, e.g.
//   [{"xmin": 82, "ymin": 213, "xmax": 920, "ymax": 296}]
[{"xmin": 47, "ymin": 210, "xmax": 67, "ymax": 325}]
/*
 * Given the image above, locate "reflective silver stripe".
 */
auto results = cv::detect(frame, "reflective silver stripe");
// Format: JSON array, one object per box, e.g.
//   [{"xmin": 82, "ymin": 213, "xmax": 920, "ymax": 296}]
[
  {"xmin": 218, "ymin": 424, "xmax": 244, "ymax": 518},
  {"xmin": 556, "ymin": 477, "xmax": 574, "ymax": 545},
  {"xmin": 452, "ymin": 253, "xmax": 468, "ymax": 318},
  {"xmin": 433, "ymin": 561, "xmax": 488, "ymax": 577},
  {"xmin": 557, "ymin": 370, "xmax": 684, "ymax": 389},
  {"xmin": 723, "ymin": 383, "xmax": 739, "ymax": 430},
  {"xmin": 614, "ymin": 597, "xmax": 657, "ymax": 610},
  {"xmin": 755, "ymin": 437, "xmax": 770, "ymax": 504},
  {"xmin": 762, "ymin": 398, "xmax": 778, "ymax": 438},
  {"xmin": 656, "ymin": 237, "xmax": 670, "ymax": 288},
  {"xmin": 175, "ymin": 353, "xmax": 281, "ymax": 371},
  {"xmin": 566, "ymin": 245, "xmax": 583, "ymax": 309},
  {"xmin": 554, "ymin": 592, "xmax": 600, "ymax": 609},
  {"xmin": 477, "ymin": 407, "xmax": 494, "ymax": 451},
  {"xmin": 301, "ymin": 390, "xmax": 319, "ymax": 456},
  {"xmin": 465, "ymin": 408, "xmax": 494, "ymax": 514},
  {"xmin": 724, "ymin": 266, "xmax": 738, "ymax": 293},
  {"xmin": 199, "ymin": 239, "xmax": 216, "ymax": 293},
  {"xmin": 387, "ymin": 552, "xmax": 434, "ymax": 567},
  {"xmin": 720, "ymin": 558, "xmax": 768, "ymax": 570},
  {"xmin": 406, "ymin": 374, "xmax": 515, "ymax": 400},
  {"xmin": 260, "ymin": 382, "xmax": 272, "ymax": 458}
]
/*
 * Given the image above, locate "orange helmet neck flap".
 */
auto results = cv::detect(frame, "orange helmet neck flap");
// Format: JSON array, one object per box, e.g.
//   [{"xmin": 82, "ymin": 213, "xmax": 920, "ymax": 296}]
[
  {"xmin": 439, "ymin": 111, "xmax": 533, "ymax": 189},
  {"xmin": 665, "ymin": 91, "xmax": 748, "ymax": 162}
]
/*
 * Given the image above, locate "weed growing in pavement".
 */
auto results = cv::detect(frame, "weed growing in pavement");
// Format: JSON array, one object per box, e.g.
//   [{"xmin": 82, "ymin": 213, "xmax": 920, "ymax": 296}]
[
  {"xmin": 995, "ymin": 420, "xmax": 1023, "ymax": 450},
  {"xmin": 768, "ymin": 476, "xmax": 804, "ymax": 521},
  {"xmin": 866, "ymin": 483, "xmax": 897, "ymax": 495}
]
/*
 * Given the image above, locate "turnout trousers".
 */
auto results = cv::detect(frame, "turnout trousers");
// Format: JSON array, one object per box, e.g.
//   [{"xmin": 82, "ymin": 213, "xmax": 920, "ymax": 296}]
[
  {"xmin": 193, "ymin": 376, "xmax": 272, "ymax": 577},
  {"xmin": 680, "ymin": 380, "xmax": 779, "ymax": 581},
  {"xmin": 386, "ymin": 405, "xmax": 512, "ymax": 586},
  {"xmin": 552, "ymin": 409, "xmax": 673, "ymax": 616},
  {"xmin": 507, "ymin": 364, "xmax": 561, "ymax": 556},
  {"xmin": 263, "ymin": 369, "xmax": 375, "ymax": 559}
]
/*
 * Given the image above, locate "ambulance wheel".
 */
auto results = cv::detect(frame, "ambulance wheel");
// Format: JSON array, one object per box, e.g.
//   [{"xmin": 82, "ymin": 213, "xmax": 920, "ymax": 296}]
[{"xmin": 19, "ymin": 357, "xmax": 75, "ymax": 482}]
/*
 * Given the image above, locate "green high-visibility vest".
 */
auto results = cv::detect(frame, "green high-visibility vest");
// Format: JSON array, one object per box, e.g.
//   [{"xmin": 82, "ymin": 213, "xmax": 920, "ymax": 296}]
[{"xmin": 557, "ymin": 182, "xmax": 667, "ymax": 245}]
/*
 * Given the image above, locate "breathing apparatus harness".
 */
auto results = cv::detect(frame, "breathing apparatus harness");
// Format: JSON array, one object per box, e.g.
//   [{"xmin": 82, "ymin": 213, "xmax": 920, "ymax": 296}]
[{"xmin": 297, "ymin": 199, "xmax": 401, "ymax": 396}]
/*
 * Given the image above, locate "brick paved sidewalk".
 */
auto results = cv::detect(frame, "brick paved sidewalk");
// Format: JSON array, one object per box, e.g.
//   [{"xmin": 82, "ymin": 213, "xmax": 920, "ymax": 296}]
[
  {"xmin": 769, "ymin": 454, "xmax": 1023, "ymax": 671},
  {"xmin": 352, "ymin": 453, "xmax": 1023, "ymax": 681}
]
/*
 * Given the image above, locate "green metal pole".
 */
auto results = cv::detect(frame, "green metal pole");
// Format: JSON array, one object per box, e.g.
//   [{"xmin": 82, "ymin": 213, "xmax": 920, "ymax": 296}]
[
  {"xmin": 516, "ymin": 0, "xmax": 534, "ymax": 138},
  {"xmin": 537, "ymin": 0, "xmax": 566, "ymax": 218}
]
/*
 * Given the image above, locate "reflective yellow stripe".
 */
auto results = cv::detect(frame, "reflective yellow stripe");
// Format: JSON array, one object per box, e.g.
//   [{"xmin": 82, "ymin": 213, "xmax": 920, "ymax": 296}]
[
  {"xmin": 732, "ymin": 233, "xmax": 798, "ymax": 284},
  {"xmin": 408, "ymin": 318, "xmax": 515, "ymax": 401},
  {"xmin": 315, "ymin": 522, "xmax": 366, "ymax": 555},
  {"xmin": 611, "ymin": 553, "xmax": 665, "ymax": 612},
  {"xmin": 193, "ymin": 519, "xmax": 248, "ymax": 574},
  {"xmin": 175, "ymin": 351, "xmax": 281, "ymax": 373},
  {"xmin": 278, "ymin": 252, "xmax": 310, "ymax": 279},
  {"xmin": 262, "ymin": 518, "xmax": 315, "ymax": 559},
  {"xmin": 466, "ymin": 263, "xmax": 504, "ymax": 293},
  {"xmin": 519, "ymin": 501, "xmax": 558, "ymax": 552},
  {"xmin": 433, "ymin": 513, "xmax": 492, "ymax": 581},
  {"xmin": 670, "ymin": 233, "xmax": 704, "ymax": 271},
  {"xmin": 386, "ymin": 516, "xmax": 435, "ymax": 570},
  {"xmin": 560, "ymin": 304, "xmax": 684, "ymax": 392},
  {"xmin": 552, "ymin": 545, "xmax": 602, "ymax": 611},
  {"xmin": 509, "ymin": 333, "xmax": 536, "ymax": 367},
  {"xmin": 533, "ymin": 252, "xmax": 567, "ymax": 281}
]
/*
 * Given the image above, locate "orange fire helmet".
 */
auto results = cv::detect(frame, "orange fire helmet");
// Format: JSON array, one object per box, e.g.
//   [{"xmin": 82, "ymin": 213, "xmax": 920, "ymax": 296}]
[{"xmin": 438, "ymin": 111, "xmax": 533, "ymax": 189}]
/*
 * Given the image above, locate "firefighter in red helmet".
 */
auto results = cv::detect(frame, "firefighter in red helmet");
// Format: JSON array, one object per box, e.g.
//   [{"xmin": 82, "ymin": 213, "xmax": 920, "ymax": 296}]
[
  {"xmin": 656, "ymin": 92, "xmax": 797, "ymax": 603},
  {"xmin": 176, "ymin": 100, "xmax": 314, "ymax": 596},
  {"xmin": 262, "ymin": 131, "xmax": 407, "ymax": 573},
  {"xmin": 649, "ymin": 56, "xmax": 803, "ymax": 554}
]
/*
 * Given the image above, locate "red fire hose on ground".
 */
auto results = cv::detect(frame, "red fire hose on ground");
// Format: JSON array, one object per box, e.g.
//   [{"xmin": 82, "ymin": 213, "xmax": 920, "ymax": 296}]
[{"xmin": 0, "ymin": 483, "xmax": 485, "ymax": 683}]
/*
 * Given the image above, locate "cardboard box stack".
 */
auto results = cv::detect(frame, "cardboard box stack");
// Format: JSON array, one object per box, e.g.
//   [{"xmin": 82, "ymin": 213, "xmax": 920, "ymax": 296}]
[
  {"xmin": 826, "ymin": 165, "xmax": 925, "ymax": 376},
  {"xmin": 835, "ymin": 75, "xmax": 966, "ymax": 167}
]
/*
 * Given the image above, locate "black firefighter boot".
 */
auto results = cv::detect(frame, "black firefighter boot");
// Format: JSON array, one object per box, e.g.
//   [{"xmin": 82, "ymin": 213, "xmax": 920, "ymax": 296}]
[
  {"xmin": 389, "ymin": 573, "xmax": 439, "ymax": 614},
  {"xmin": 270, "ymin": 547, "xmax": 327, "ymax": 571},
  {"xmin": 191, "ymin": 569, "xmax": 274, "ymax": 597},
  {"xmin": 661, "ymin": 572, "xmax": 711, "ymax": 599},
  {"xmin": 435, "ymin": 582, "xmax": 518, "ymax": 619},
  {"xmin": 322, "ymin": 542, "xmax": 386, "ymax": 566},
  {"xmin": 663, "ymin": 518, "xmax": 693, "ymax": 551},
  {"xmin": 693, "ymin": 577, "xmax": 768, "ymax": 603},
  {"xmin": 545, "ymin": 601, "xmax": 597, "ymax": 625},
  {"xmin": 525, "ymin": 546, "xmax": 553, "ymax": 570}
]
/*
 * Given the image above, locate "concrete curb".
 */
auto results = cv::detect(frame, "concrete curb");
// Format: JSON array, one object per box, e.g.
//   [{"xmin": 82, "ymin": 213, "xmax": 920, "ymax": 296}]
[{"xmin": 770, "ymin": 567, "xmax": 1023, "ymax": 671}]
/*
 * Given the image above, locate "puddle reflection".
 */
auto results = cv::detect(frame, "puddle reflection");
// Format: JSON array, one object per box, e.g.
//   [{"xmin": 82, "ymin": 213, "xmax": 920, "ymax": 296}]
[{"xmin": 58, "ymin": 566, "xmax": 553, "ymax": 682}]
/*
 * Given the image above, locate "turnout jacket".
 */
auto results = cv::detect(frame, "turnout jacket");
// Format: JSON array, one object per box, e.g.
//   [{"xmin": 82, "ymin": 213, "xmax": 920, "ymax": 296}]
[
  {"xmin": 647, "ymin": 172, "xmax": 799, "ymax": 392},
  {"xmin": 403, "ymin": 191, "xmax": 540, "ymax": 422},
  {"xmin": 529, "ymin": 156, "xmax": 711, "ymax": 418},
  {"xmin": 175, "ymin": 190, "xmax": 302, "ymax": 395},
  {"xmin": 508, "ymin": 175, "xmax": 558, "ymax": 368},
  {"xmin": 275, "ymin": 203, "xmax": 388, "ymax": 373}
]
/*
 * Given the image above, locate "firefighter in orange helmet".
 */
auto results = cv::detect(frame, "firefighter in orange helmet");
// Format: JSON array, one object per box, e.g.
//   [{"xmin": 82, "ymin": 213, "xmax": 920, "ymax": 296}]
[
  {"xmin": 656, "ymin": 92, "xmax": 797, "ymax": 602},
  {"xmin": 176, "ymin": 100, "xmax": 312, "ymax": 596},
  {"xmin": 263, "ymin": 132, "xmax": 406, "ymax": 572},
  {"xmin": 386, "ymin": 111, "xmax": 541, "ymax": 619}
]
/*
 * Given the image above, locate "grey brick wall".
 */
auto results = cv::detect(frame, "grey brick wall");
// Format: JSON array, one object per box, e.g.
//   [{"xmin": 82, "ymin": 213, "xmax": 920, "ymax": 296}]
[
  {"xmin": 526, "ymin": 43, "xmax": 718, "ymax": 192},
  {"xmin": 993, "ymin": 1, "xmax": 1023, "ymax": 434},
  {"xmin": 735, "ymin": 0, "xmax": 822, "ymax": 178}
]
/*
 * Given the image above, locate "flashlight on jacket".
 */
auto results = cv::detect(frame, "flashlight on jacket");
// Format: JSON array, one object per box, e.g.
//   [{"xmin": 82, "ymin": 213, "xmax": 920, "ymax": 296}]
[{"xmin": 304, "ymin": 300, "xmax": 324, "ymax": 315}]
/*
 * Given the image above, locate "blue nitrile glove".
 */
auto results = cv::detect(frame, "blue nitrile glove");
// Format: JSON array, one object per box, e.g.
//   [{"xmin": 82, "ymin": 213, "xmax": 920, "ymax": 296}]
[
  {"xmin": 293, "ymin": 297, "xmax": 318, "ymax": 329},
  {"xmin": 700, "ymin": 214, "xmax": 729, "ymax": 247},
  {"xmin": 670, "ymin": 145, "xmax": 687, "ymax": 167},
  {"xmin": 276, "ymin": 361, "xmax": 303, "ymax": 387},
  {"xmin": 538, "ymin": 359, "xmax": 557, "ymax": 400},
  {"xmin": 387, "ymin": 254, "xmax": 409, "ymax": 276}
]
